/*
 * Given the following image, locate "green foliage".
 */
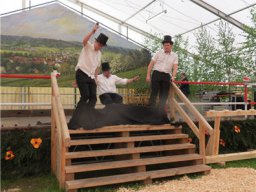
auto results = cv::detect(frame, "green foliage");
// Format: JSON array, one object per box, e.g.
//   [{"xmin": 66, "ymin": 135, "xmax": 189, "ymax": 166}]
[
  {"xmin": 1, "ymin": 129, "xmax": 51, "ymax": 179},
  {"xmin": 182, "ymin": 119, "xmax": 256, "ymax": 154},
  {"xmin": 143, "ymin": 8, "xmax": 256, "ymax": 88}
]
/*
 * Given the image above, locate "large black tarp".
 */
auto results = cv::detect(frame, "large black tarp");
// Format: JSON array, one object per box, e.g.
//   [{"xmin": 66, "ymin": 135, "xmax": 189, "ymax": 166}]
[{"xmin": 68, "ymin": 103, "xmax": 170, "ymax": 130}]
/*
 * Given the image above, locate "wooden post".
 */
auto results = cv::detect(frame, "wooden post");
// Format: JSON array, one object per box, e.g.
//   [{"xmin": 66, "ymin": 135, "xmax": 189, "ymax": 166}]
[
  {"xmin": 213, "ymin": 117, "xmax": 221, "ymax": 155},
  {"xmin": 51, "ymin": 96, "xmax": 57, "ymax": 175},
  {"xmin": 199, "ymin": 121, "xmax": 206, "ymax": 164}
]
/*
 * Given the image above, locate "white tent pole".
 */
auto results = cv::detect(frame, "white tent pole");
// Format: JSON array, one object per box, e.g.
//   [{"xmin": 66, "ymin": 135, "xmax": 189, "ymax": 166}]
[{"xmin": 190, "ymin": 0, "xmax": 248, "ymax": 32}]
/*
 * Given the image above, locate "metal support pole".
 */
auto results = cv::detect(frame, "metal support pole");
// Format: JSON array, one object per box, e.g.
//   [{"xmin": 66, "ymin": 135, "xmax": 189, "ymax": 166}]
[
  {"xmin": 80, "ymin": 3, "xmax": 83, "ymax": 16},
  {"xmin": 126, "ymin": 26, "xmax": 129, "ymax": 40}
]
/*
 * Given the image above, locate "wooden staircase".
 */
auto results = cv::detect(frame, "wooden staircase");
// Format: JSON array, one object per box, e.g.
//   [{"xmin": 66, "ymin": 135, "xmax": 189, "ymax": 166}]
[
  {"xmin": 51, "ymin": 72, "xmax": 211, "ymax": 192},
  {"xmin": 64, "ymin": 124, "xmax": 210, "ymax": 191}
]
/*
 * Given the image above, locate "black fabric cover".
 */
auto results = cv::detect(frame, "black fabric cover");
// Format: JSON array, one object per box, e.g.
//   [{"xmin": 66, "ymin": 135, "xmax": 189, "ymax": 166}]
[{"xmin": 68, "ymin": 103, "xmax": 170, "ymax": 130}]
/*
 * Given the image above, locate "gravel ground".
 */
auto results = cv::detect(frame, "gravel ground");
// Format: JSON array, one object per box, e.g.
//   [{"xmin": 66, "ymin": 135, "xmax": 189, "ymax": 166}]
[{"xmin": 118, "ymin": 168, "xmax": 256, "ymax": 192}]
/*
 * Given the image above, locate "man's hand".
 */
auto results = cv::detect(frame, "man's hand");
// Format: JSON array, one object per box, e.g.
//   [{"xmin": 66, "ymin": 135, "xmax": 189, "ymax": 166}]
[
  {"xmin": 146, "ymin": 75, "xmax": 151, "ymax": 82},
  {"xmin": 92, "ymin": 22, "xmax": 99, "ymax": 34},
  {"xmin": 95, "ymin": 79, "xmax": 99, "ymax": 86},
  {"xmin": 133, "ymin": 76, "xmax": 140, "ymax": 82},
  {"xmin": 172, "ymin": 76, "xmax": 175, "ymax": 82}
]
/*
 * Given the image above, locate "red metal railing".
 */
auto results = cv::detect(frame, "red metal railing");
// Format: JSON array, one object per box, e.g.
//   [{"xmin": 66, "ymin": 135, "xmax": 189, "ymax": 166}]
[{"xmin": 174, "ymin": 80, "xmax": 255, "ymax": 105}]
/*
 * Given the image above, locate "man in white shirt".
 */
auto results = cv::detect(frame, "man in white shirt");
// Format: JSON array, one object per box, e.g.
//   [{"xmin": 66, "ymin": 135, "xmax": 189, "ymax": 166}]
[
  {"xmin": 146, "ymin": 35, "xmax": 178, "ymax": 112},
  {"xmin": 75, "ymin": 23, "xmax": 108, "ymax": 108},
  {"xmin": 98, "ymin": 62, "xmax": 139, "ymax": 105}
]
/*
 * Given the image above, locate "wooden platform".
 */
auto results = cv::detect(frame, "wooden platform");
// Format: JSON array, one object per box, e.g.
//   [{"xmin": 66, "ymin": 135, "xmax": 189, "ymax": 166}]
[{"xmin": 64, "ymin": 124, "xmax": 211, "ymax": 191}]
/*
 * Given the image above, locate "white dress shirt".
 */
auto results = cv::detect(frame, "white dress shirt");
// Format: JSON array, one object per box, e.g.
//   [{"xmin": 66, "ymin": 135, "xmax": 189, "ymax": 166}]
[
  {"xmin": 75, "ymin": 42, "xmax": 101, "ymax": 79},
  {"xmin": 152, "ymin": 50, "xmax": 178, "ymax": 74},
  {"xmin": 97, "ymin": 74, "xmax": 128, "ymax": 95}
]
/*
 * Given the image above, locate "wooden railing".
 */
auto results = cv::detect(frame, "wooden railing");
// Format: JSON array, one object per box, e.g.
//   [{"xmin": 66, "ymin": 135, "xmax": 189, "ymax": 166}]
[
  {"xmin": 169, "ymin": 83, "xmax": 215, "ymax": 161},
  {"xmin": 51, "ymin": 71, "xmax": 71, "ymax": 188},
  {"xmin": 205, "ymin": 109, "xmax": 256, "ymax": 164},
  {"xmin": 169, "ymin": 82, "xmax": 256, "ymax": 163}
]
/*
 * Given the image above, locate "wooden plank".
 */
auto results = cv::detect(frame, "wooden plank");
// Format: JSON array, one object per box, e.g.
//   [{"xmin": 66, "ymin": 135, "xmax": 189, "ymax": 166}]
[
  {"xmin": 206, "ymin": 109, "xmax": 256, "ymax": 117},
  {"xmin": 213, "ymin": 116, "xmax": 221, "ymax": 155},
  {"xmin": 51, "ymin": 96, "xmax": 57, "ymax": 175},
  {"xmin": 206, "ymin": 133, "xmax": 214, "ymax": 156},
  {"xmin": 53, "ymin": 100, "xmax": 62, "ymax": 184},
  {"xmin": 199, "ymin": 122, "xmax": 206, "ymax": 164},
  {"xmin": 69, "ymin": 134, "xmax": 188, "ymax": 146},
  {"xmin": 172, "ymin": 99, "xmax": 199, "ymax": 138},
  {"xmin": 206, "ymin": 151, "xmax": 256, "ymax": 164},
  {"xmin": 65, "ymin": 154, "xmax": 204, "ymax": 173},
  {"xmin": 69, "ymin": 124, "xmax": 177, "ymax": 134},
  {"xmin": 65, "ymin": 164, "xmax": 211, "ymax": 189},
  {"xmin": 66, "ymin": 143, "xmax": 195, "ymax": 159},
  {"xmin": 51, "ymin": 72, "xmax": 71, "ymax": 146}
]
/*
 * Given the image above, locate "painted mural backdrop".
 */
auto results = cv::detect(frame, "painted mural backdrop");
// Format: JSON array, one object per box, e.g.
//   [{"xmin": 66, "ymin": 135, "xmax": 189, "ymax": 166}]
[{"xmin": 1, "ymin": 3, "xmax": 150, "ymax": 86}]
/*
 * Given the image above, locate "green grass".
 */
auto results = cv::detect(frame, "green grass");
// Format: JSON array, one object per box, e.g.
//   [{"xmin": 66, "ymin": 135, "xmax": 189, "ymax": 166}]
[
  {"xmin": 1, "ymin": 159, "xmax": 255, "ymax": 192},
  {"xmin": 1, "ymin": 67, "xmax": 149, "ymax": 89},
  {"xmin": 1, "ymin": 175, "xmax": 63, "ymax": 192},
  {"xmin": 210, "ymin": 158, "xmax": 256, "ymax": 169}
]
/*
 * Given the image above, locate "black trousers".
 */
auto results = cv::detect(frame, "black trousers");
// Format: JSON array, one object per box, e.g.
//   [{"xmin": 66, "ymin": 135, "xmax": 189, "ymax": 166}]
[
  {"xmin": 149, "ymin": 70, "xmax": 171, "ymax": 111},
  {"xmin": 99, "ymin": 93, "xmax": 123, "ymax": 105},
  {"xmin": 76, "ymin": 69, "xmax": 97, "ymax": 108}
]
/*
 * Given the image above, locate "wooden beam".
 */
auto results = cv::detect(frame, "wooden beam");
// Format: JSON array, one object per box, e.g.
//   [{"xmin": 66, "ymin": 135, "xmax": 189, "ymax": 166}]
[
  {"xmin": 199, "ymin": 122, "xmax": 206, "ymax": 164},
  {"xmin": 213, "ymin": 117, "xmax": 221, "ymax": 155},
  {"xmin": 51, "ymin": 96, "xmax": 57, "ymax": 175},
  {"xmin": 206, "ymin": 109, "xmax": 256, "ymax": 117},
  {"xmin": 51, "ymin": 72, "xmax": 71, "ymax": 146},
  {"xmin": 69, "ymin": 124, "xmax": 175, "ymax": 134},
  {"xmin": 206, "ymin": 151, "xmax": 256, "ymax": 164}
]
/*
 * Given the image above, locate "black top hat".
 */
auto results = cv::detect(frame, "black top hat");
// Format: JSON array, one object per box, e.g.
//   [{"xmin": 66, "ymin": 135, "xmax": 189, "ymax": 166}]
[
  {"xmin": 95, "ymin": 33, "xmax": 108, "ymax": 46},
  {"xmin": 162, "ymin": 35, "xmax": 173, "ymax": 44},
  {"xmin": 101, "ymin": 62, "xmax": 111, "ymax": 71}
]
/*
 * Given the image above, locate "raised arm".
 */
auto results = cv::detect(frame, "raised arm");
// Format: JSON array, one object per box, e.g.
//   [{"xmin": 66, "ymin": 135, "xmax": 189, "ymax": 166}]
[
  {"xmin": 83, "ymin": 23, "xmax": 99, "ymax": 46},
  {"xmin": 146, "ymin": 60, "xmax": 156, "ymax": 82},
  {"xmin": 127, "ymin": 76, "xmax": 140, "ymax": 84}
]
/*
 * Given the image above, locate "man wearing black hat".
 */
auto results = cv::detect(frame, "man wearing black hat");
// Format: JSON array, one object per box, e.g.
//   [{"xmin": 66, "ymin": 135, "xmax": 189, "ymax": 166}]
[
  {"xmin": 74, "ymin": 23, "xmax": 108, "ymax": 108},
  {"xmin": 97, "ymin": 62, "xmax": 140, "ymax": 105},
  {"xmin": 146, "ymin": 35, "xmax": 178, "ymax": 112}
]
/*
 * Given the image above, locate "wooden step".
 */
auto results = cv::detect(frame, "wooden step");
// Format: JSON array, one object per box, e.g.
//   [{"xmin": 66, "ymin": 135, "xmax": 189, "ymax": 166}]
[
  {"xmin": 69, "ymin": 133, "xmax": 188, "ymax": 146},
  {"xmin": 66, "ymin": 153, "xmax": 203, "ymax": 173},
  {"xmin": 69, "ymin": 124, "xmax": 178, "ymax": 134},
  {"xmin": 65, "ymin": 164, "xmax": 211, "ymax": 190},
  {"xmin": 66, "ymin": 143, "xmax": 195, "ymax": 159}
]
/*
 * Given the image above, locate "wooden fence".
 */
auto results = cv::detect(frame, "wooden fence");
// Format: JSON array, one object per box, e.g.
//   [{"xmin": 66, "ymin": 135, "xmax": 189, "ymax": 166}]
[{"xmin": 0, "ymin": 86, "xmax": 149, "ymax": 110}]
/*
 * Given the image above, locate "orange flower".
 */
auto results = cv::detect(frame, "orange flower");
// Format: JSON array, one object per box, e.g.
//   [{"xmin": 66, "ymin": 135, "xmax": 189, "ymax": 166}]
[
  {"xmin": 5, "ymin": 150, "xmax": 15, "ymax": 160},
  {"xmin": 187, "ymin": 138, "xmax": 192, "ymax": 143},
  {"xmin": 219, "ymin": 139, "xmax": 226, "ymax": 147},
  {"xmin": 233, "ymin": 125, "xmax": 241, "ymax": 133},
  {"xmin": 30, "ymin": 138, "xmax": 42, "ymax": 149}
]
